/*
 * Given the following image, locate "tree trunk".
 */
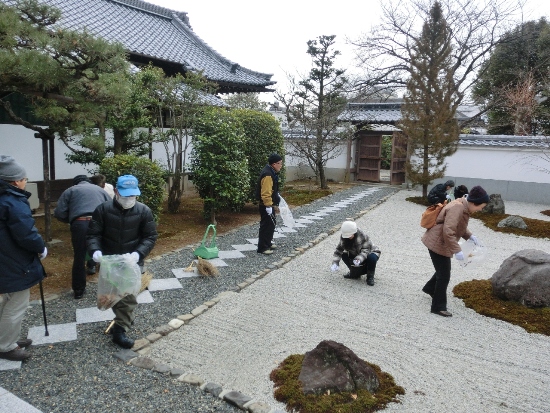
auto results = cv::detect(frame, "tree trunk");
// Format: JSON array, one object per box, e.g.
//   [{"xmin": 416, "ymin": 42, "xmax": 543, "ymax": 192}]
[
  {"xmin": 319, "ymin": 161, "xmax": 328, "ymax": 189},
  {"xmin": 113, "ymin": 129, "xmax": 124, "ymax": 155},
  {"xmin": 167, "ymin": 172, "xmax": 182, "ymax": 213}
]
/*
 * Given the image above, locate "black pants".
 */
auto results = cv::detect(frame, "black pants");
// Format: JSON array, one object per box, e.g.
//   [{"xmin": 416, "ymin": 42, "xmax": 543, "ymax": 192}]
[
  {"xmin": 341, "ymin": 252, "xmax": 378, "ymax": 276},
  {"xmin": 70, "ymin": 219, "xmax": 91, "ymax": 292},
  {"xmin": 257, "ymin": 205, "xmax": 276, "ymax": 253},
  {"xmin": 424, "ymin": 249, "xmax": 452, "ymax": 312}
]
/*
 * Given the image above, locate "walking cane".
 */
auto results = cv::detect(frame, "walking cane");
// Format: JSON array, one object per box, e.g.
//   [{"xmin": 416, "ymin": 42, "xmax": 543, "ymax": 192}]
[{"xmin": 39, "ymin": 264, "xmax": 49, "ymax": 336}]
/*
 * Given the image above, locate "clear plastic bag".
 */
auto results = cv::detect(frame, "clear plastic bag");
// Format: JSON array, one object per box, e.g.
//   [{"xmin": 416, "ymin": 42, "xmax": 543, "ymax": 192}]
[
  {"xmin": 457, "ymin": 238, "xmax": 487, "ymax": 269},
  {"xmin": 278, "ymin": 195, "xmax": 295, "ymax": 228},
  {"xmin": 97, "ymin": 254, "xmax": 141, "ymax": 310}
]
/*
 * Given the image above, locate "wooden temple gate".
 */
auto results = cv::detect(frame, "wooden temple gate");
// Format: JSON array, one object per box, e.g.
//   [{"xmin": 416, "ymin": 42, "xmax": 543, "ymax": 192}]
[{"xmin": 354, "ymin": 129, "xmax": 407, "ymax": 185}]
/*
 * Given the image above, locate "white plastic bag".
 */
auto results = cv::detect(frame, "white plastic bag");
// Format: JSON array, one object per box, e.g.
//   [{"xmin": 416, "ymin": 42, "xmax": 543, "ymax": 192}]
[
  {"xmin": 278, "ymin": 195, "xmax": 295, "ymax": 228},
  {"xmin": 97, "ymin": 254, "xmax": 141, "ymax": 310},
  {"xmin": 457, "ymin": 238, "xmax": 487, "ymax": 269}
]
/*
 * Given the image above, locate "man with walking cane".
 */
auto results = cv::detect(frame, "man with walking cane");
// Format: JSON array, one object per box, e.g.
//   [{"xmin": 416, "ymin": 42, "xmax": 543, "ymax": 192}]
[{"xmin": 0, "ymin": 155, "xmax": 47, "ymax": 361}]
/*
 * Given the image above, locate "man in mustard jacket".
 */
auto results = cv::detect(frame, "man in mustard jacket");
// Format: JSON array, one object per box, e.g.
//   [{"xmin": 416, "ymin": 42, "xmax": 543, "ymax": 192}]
[{"xmin": 255, "ymin": 154, "xmax": 283, "ymax": 255}]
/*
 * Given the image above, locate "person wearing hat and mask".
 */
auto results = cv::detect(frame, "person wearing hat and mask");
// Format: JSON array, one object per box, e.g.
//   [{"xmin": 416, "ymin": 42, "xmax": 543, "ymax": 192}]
[
  {"xmin": 255, "ymin": 153, "xmax": 283, "ymax": 255},
  {"xmin": 54, "ymin": 175, "xmax": 111, "ymax": 299},
  {"xmin": 87, "ymin": 174, "xmax": 157, "ymax": 348},
  {"xmin": 0, "ymin": 155, "xmax": 47, "ymax": 361},
  {"xmin": 427, "ymin": 180, "xmax": 455, "ymax": 205},
  {"xmin": 421, "ymin": 185, "xmax": 489, "ymax": 317},
  {"xmin": 330, "ymin": 220, "xmax": 381, "ymax": 286}
]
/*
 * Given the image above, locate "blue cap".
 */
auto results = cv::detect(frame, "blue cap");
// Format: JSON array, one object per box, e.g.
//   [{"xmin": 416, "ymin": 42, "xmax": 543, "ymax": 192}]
[{"xmin": 116, "ymin": 175, "xmax": 141, "ymax": 196}]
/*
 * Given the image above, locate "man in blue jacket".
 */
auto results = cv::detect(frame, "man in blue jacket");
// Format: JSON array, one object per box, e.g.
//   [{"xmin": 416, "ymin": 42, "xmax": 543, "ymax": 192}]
[{"xmin": 0, "ymin": 155, "xmax": 47, "ymax": 361}]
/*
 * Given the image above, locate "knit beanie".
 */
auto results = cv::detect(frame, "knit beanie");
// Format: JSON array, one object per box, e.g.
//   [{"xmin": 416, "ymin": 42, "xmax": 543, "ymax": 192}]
[
  {"xmin": 341, "ymin": 221, "xmax": 357, "ymax": 238},
  {"xmin": 73, "ymin": 175, "xmax": 90, "ymax": 185},
  {"xmin": 268, "ymin": 153, "xmax": 283, "ymax": 165},
  {"xmin": 0, "ymin": 155, "xmax": 27, "ymax": 182},
  {"xmin": 444, "ymin": 180, "xmax": 455, "ymax": 188},
  {"xmin": 467, "ymin": 186, "xmax": 489, "ymax": 204}
]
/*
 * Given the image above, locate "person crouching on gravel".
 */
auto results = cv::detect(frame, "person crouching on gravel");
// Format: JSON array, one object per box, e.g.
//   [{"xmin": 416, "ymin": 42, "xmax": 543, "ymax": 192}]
[{"xmin": 330, "ymin": 221, "xmax": 381, "ymax": 286}]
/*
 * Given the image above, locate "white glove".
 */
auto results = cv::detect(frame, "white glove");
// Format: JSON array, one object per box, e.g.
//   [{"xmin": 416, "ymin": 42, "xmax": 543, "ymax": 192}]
[
  {"xmin": 130, "ymin": 252, "xmax": 140, "ymax": 263},
  {"xmin": 92, "ymin": 250, "xmax": 103, "ymax": 262},
  {"xmin": 39, "ymin": 247, "xmax": 47, "ymax": 260},
  {"xmin": 455, "ymin": 251, "xmax": 465, "ymax": 261},
  {"xmin": 446, "ymin": 194, "xmax": 452, "ymax": 201},
  {"xmin": 266, "ymin": 207, "xmax": 273, "ymax": 215},
  {"xmin": 470, "ymin": 235, "xmax": 480, "ymax": 246},
  {"xmin": 353, "ymin": 258, "xmax": 361, "ymax": 266},
  {"xmin": 330, "ymin": 263, "xmax": 339, "ymax": 272}
]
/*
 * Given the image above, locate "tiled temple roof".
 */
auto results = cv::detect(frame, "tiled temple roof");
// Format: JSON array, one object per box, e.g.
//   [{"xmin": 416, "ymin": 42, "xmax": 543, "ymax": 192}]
[{"xmin": 2, "ymin": 0, "xmax": 275, "ymax": 93}]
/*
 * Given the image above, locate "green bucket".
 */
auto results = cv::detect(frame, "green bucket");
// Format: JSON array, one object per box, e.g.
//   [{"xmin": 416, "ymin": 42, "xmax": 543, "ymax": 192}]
[{"xmin": 193, "ymin": 224, "xmax": 219, "ymax": 259}]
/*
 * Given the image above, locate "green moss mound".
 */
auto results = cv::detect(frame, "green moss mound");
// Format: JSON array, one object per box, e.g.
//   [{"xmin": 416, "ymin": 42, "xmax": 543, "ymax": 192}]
[
  {"xmin": 270, "ymin": 354, "xmax": 405, "ymax": 413},
  {"xmin": 453, "ymin": 279, "xmax": 550, "ymax": 336},
  {"xmin": 471, "ymin": 212, "xmax": 550, "ymax": 239},
  {"xmin": 405, "ymin": 196, "xmax": 431, "ymax": 206}
]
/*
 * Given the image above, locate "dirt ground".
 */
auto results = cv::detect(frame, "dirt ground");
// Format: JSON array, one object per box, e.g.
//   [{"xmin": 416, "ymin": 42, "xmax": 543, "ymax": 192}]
[{"xmin": 32, "ymin": 180, "xmax": 356, "ymax": 298}]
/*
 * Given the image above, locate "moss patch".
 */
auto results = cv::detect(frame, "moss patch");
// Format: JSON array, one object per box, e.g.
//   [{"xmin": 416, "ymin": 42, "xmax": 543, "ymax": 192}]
[
  {"xmin": 405, "ymin": 196, "xmax": 431, "ymax": 207},
  {"xmin": 270, "ymin": 354, "xmax": 405, "ymax": 413},
  {"xmin": 453, "ymin": 279, "xmax": 550, "ymax": 336},
  {"xmin": 471, "ymin": 212, "xmax": 550, "ymax": 239}
]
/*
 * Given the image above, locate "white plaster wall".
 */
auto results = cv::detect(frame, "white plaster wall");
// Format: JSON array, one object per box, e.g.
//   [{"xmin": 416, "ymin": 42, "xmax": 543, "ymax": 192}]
[
  {"xmin": 0, "ymin": 124, "xmax": 89, "ymax": 180},
  {"xmin": 444, "ymin": 146, "xmax": 550, "ymax": 184}
]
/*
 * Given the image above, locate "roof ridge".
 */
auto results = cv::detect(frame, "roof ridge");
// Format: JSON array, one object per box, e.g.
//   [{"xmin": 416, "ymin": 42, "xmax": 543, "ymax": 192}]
[{"xmin": 108, "ymin": 0, "xmax": 190, "ymax": 26}]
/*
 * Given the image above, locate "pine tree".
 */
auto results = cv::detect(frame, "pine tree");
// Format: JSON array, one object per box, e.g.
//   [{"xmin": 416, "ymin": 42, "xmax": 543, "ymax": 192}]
[{"xmin": 400, "ymin": 2, "xmax": 459, "ymax": 197}]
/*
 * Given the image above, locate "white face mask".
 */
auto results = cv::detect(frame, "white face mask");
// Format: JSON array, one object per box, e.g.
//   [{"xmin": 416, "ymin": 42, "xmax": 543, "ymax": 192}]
[{"xmin": 116, "ymin": 194, "xmax": 136, "ymax": 209}]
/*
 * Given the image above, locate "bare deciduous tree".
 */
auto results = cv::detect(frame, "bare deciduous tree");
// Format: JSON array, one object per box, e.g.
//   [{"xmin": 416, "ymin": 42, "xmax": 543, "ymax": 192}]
[{"xmin": 351, "ymin": 0, "xmax": 521, "ymax": 117}]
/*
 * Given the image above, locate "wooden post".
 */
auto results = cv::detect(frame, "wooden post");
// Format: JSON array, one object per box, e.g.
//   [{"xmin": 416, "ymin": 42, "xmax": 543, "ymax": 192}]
[{"xmin": 35, "ymin": 132, "xmax": 53, "ymax": 241}]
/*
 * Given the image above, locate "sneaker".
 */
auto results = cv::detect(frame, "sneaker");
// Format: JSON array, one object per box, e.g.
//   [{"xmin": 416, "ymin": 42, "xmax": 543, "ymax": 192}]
[
  {"xmin": 269, "ymin": 244, "xmax": 277, "ymax": 250},
  {"xmin": 0, "ymin": 347, "xmax": 31, "ymax": 361},
  {"xmin": 258, "ymin": 249, "xmax": 273, "ymax": 255},
  {"xmin": 16, "ymin": 339, "xmax": 32, "ymax": 348}
]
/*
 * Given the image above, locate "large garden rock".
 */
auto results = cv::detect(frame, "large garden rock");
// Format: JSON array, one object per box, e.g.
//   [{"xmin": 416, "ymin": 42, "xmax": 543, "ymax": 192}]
[
  {"xmin": 497, "ymin": 215, "xmax": 527, "ymax": 230},
  {"xmin": 298, "ymin": 340, "xmax": 379, "ymax": 395},
  {"xmin": 482, "ymin": 194, "xmax": 505, "ymax": 214},
  {"xmin": 491, "ymin": 249, "xmax": 550, "ymax": 307}
]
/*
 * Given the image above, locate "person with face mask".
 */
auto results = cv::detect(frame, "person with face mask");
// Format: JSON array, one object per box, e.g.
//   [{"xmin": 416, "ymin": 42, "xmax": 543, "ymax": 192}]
[{"xmin": 87, "ymin": 175, "xmax": 157, "ymax": 349}]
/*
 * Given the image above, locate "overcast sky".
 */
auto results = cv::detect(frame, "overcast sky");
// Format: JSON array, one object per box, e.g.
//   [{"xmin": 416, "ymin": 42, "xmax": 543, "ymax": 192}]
[{"xmin": 147, "ymin": 0, "xmax": 550, "ymax": 102}]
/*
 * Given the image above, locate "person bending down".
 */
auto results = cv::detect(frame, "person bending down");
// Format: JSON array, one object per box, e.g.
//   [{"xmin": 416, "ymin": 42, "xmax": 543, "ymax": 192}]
[{"xmin": 330, "ymin": 221, "xmax": 381, "ymax": 286}]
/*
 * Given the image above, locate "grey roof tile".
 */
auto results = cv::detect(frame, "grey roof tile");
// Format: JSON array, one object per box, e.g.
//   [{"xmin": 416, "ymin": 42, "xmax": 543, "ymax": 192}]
[{"xmin": 2, "ymin": 0, "xmax": 274, "ymax": 90}]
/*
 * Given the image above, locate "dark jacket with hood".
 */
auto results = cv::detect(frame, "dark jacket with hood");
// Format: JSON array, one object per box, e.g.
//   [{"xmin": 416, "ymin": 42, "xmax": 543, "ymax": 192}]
[
  {"xmin": 428, "ymin": 183, "xmax": 451, "ymax": 205},
  {"xmin": 86, "ymin": 198, "xmax": 158, "ymax": 266},
  {"xmin": 255, "ymin": 164, "xmax": 280, "ymax": 207},
  {"xmin": 0, "ymin": 179, "xmax": 45, "ymax": 293}
]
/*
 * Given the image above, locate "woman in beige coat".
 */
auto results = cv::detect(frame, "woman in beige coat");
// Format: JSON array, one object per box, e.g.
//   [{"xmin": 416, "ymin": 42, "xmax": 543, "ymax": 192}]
[{"xmin": 421, "ymin": 186, "xmax": 489, "ymax": 317}]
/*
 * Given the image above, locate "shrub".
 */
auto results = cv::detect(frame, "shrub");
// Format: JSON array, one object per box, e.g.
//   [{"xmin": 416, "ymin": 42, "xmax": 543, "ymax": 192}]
[
  {"xmin": 99, "ymin": 154, "xmax": 166, "ymax": 221},
  {"xmin": 190, "ymin": 107, "xmax": 249, "ymax": 222},
  {"xmin": 231, "ymin": 109, "xmax": 285, "ymax": 201}
]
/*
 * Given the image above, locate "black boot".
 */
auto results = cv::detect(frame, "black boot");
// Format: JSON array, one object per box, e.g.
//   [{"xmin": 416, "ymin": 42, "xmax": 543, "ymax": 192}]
[
  {"xmin": 366, "ymin": 270, "xmax": 375, "ymax": 286},
  {"xmin": 110, "ymin": 324, "xmax": 135, "ymax": 349}
]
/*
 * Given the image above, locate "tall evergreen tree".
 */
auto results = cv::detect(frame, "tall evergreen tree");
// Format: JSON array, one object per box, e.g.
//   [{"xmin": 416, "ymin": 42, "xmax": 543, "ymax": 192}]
[
  {"xmin": 400, "ymin": 1, "xmax": 459, "ymax": 197},
  {"xmin": 473, "ymin": 18, "xmax": 550, "ymax": 135}
]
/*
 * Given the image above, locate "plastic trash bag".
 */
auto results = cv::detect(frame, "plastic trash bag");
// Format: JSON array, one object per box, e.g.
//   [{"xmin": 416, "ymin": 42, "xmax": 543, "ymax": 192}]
[
  {"xmin": 278, "ymin": 195, "xmax": 295, "ymax": 228},
  {"xmin": 97, "ymin": 254, "xmax": 141, "ymax": 310},
  {"xmin": 458, "ymin": 238, "xmax": 487, "ymax": 269}
]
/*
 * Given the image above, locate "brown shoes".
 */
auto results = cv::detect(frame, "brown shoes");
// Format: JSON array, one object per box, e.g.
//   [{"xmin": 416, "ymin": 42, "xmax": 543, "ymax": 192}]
[
  {"xmin": 16, "ymin": 339, "xmax": 32, "ymax": 348},
  {"xmin": 0, "ymin": 346, "xmax": 32, "ymax": 361},
  {"xmin": 431, "ymin": 310, "xmax": 453, "ymax": 317}
]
